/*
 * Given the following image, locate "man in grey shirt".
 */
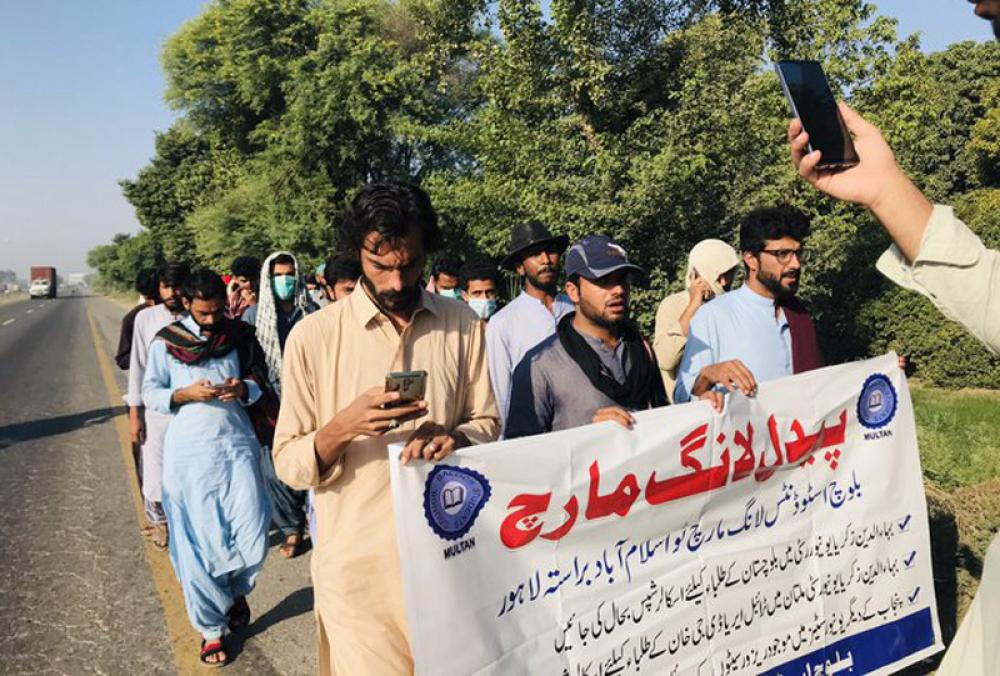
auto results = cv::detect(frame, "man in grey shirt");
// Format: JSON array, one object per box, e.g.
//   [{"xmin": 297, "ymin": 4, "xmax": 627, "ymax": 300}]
[{"xmin": 505, "ymin": 235, "xmax": 722, "ymax": 438}]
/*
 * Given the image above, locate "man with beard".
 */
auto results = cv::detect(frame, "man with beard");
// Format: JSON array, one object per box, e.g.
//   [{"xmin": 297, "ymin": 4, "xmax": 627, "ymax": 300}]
[
  {"xmin": 486, "ymin": 221, "xmax": 574, "ymax": 429},
  {"xmin": 272, "ymin": 181, "xmax": 499, "ymax": 675},
  {"xmin": 126, "ymin": 262, "xmax": 190, "ymax": 549},
  {"xmin": 504, "ymin": 236, "xmax": 722, "ymax": 438},
  {"xmin": 143, "ymin": 269, "xmax": 271, "ymax": 667},
  {"xmin": 673, "ymin": 206, "xmax": 825, "ymax": 404}
]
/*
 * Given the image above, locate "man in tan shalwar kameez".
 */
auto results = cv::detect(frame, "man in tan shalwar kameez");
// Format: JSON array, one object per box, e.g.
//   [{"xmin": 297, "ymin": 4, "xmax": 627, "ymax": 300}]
[
  {"xmin": 653, "ymin": 239, "xmax": 740, "ymax": 401},
  {"xmin": 273, "ymin": 182, "xmax": 499, "ymax": 675}
]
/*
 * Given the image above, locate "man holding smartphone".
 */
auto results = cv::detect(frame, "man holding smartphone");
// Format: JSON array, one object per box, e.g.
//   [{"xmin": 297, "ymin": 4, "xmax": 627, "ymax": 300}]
[
  {"xmin": 142, "ymin": 269, "xmax": 271, "ymax": 667},
  {"xmin": 273, "ymin": 182, "xmax": 499, "ymax": 675},
  {"xmin": 789, "ymin": 7, "xmax": 1000, "ymax": 672},
  {"xmin": 789, "ymin": 105, "xmax": 999, "ymax": 354}
]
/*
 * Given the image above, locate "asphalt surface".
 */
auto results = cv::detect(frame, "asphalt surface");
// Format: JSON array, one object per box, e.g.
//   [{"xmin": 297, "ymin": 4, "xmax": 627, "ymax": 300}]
[{"xmin": 0, "ymin": 295, "xmax": 316, "ymax": 675}]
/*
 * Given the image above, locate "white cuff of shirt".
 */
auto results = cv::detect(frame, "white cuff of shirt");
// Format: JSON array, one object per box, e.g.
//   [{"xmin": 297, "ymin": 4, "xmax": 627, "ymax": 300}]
[{"xmin": 240, "ymin": 379, "xmax": 262, "ymax": 406}]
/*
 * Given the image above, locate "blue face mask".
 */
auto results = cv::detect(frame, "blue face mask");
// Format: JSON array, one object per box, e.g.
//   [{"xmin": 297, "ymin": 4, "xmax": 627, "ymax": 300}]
[
  {"xmin": 272, "ymin": 275, "xmax": 297, "ymax": 301},
  {"xmin": 468, "ymin": 298, "xmax": 498, "ymax": 320},
  {"xmin": 437, "ymin": 288, "xmax": 462, "ymax": 300}
]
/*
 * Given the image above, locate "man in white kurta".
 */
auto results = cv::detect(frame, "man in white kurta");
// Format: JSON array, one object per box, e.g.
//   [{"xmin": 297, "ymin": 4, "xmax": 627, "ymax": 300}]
[{"xmin": 126, "ymin": 264, "xmax": 189, "ymax": 535}]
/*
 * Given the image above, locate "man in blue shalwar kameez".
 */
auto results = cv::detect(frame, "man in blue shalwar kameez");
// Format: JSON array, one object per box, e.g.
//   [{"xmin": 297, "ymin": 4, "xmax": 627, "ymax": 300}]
[{"xmin": 142, "ymin": 269, "xmax": 271, "ymax": 668}]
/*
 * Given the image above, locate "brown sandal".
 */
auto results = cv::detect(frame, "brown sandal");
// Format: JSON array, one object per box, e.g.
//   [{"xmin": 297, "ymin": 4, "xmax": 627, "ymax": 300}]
[
  {"xmin": 278, "ymin": 532, "xmax": 302, "ymax": 559},
  {"xmin": 152, "ymin": 523, "xmax": 169, "ymax": 551}
]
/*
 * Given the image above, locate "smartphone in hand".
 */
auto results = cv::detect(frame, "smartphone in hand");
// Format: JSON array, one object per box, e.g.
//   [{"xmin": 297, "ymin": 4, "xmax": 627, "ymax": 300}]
[
  {"xmin": 385, "ymin": 370, "xmax": 427, "ymax": 407},
  {"xmin": 775, "ymin": 60, "xmax": 859, "ymax": 169}
]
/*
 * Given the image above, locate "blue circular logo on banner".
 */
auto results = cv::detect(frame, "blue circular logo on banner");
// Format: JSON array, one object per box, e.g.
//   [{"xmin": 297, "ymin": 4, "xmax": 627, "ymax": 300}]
[
  {"xmin": 423, "ymin": 465, "xmax": 492, "ymax": 541},
  {"xmin": 858, "ymin": 373, "xmax": 897, "ymax": 429}
]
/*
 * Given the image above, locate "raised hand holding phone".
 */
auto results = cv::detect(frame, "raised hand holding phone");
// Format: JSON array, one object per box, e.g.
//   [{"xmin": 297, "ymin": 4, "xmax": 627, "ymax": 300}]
[
  {"xmin": 788, "ymin": 102, "xmax": 932, "ymax": 262},
  {"xmin": 775, "ymin": 60, "xmax": 858, "ymax": 169}
]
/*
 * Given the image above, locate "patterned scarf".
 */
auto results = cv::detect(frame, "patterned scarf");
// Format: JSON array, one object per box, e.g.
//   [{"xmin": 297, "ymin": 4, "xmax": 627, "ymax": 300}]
[
  {"xmin": 155, "ymin": 315, "xmax": 280, "ymax": 447},
  {"xmin": 255, "ymin": 251, "xmax": 315, "ymax": 397},
  {"xmin": 156, "ymin": 317, "xmax": 253, "ymax": 365}
]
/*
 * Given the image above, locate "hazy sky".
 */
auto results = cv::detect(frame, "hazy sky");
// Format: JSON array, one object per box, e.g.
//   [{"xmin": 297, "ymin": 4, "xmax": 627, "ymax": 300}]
[{"xmin": 0, "ymin": 1, "xmax": 992, "ymax": 280}]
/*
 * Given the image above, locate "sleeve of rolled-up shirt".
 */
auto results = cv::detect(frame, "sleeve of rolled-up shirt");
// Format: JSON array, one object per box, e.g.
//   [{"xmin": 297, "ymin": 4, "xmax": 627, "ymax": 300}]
[
  {"xmin": 115, "ymin": 310, "xmax": 135, "ymax": 370},
  {"xmin": 125, "ymin": 317, "xmax": 147, "ymax": 408},
  {"xmin": 876, "ymin": 205, "xmax": 1000, "ymax": 354},
  {"xmin": 272, "ymin": 325, "xmax": 343, "ymax": 489},
  {"xmin": 240, "ymin": 379, "xmax": 262, "ymax": 406},
  {"xmin": 673, "ymin": 311, "xmax": 714, "ymax": 404},
  {"xmin": 504, "ymin": 352, "xmax": 553, "ymax": 439},
  {"xmin": 653, "ymin": 295, "xmax": 688, "ymax": 375},
  {"xmin": 454, "ymin": 319, "xmax": 501, "ymax": 444},
  {"xmin": 142, "ymin": 341, "xmax": 175, "ymax": 415},
  {"xmin": 486, "ymin": 318, "xmax": 513, "ymax": 423}
]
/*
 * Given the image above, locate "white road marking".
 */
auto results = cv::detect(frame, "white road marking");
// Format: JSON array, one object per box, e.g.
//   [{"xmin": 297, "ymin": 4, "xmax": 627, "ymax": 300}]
[
  {"xmin": 2, "ymin": 319, "xmax": 14, "ymax": 326},
  {"xmin": 26, "ymin": 309, "xmax": 34, "ymax": 314}
]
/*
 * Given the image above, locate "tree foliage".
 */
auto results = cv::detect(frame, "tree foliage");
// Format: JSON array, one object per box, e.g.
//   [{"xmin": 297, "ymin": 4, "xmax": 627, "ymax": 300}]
[{"xmin": 93, "ymin": 0, "xmax": 1000, "ymax": 387}]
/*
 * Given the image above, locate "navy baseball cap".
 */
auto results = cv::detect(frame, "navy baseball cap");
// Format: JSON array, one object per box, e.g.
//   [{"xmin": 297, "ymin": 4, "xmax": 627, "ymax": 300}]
[{"xmin": 564, "ymin": 235, "xmax": 645, "ymax": 281}]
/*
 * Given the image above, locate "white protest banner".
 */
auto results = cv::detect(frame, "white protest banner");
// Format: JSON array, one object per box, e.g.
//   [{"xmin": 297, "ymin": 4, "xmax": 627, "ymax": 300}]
[{"xmin": 389, "ymin": 353, "xmax": 943, "ymax": 675}]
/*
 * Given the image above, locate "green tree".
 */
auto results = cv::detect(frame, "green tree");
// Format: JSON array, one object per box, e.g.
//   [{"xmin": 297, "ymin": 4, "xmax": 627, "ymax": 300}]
[
  {"xmin": 86, "ymin": 231, "xmax": 162, "ymax": 292},
  {"xmin": 97, "ymin": 0, "xmax": 999, "ymax": 387}
]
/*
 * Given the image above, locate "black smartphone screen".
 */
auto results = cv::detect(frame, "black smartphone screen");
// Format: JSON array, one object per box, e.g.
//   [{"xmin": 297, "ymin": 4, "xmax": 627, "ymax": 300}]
[{"xmin": 775, "ymin": 60, "xmax": 859, "ymax": 167}]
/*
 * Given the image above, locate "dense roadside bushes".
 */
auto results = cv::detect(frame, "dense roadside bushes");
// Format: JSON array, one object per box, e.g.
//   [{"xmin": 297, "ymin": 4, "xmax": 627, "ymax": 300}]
[{"xmin": 89, "ymin": 0, "xmax": 1000, "ymax": 387}]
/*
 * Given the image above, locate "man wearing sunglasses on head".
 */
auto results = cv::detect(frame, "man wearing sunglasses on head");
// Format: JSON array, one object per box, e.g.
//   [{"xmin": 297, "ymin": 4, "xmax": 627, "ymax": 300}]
[{"xmin": 674, "ymin": 206, "xmax": 825, "ymax": 403}]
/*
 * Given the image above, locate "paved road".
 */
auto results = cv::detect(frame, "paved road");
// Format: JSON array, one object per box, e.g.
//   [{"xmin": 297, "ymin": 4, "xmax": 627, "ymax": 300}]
[{"xmin": 0, "ymin": 296, "xmax": 316, "ymax": 675}]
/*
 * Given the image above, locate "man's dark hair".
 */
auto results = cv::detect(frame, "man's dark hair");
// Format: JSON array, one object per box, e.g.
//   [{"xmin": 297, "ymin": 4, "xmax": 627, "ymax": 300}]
[
  {"xmin": 324, "ymin": 253, "xmax": 362, "ymax": 284},
  {"xmin": 269, "ymin": 253, "xmax": 295, "ymax": 275},
  {"xmin": 459, "ymin": 259, "xmax": 500, "ymax": 289},
  {"xmin": 739, "ymin": 206, "xmax": 811, "ymax": 255},
  {"xmin": 135, "ymin": 267, "xmax": 159, "ymax": 299},
  {"xmin": 304, "ymin": 274, "xmax": 317, "ymax": 286},
  {"xmin": 340, "ymin": 182, "xmax": 442, "ymax": 254},
  {"xmin": 433, "ymin": 256, "xmax": 463, "ymax": 280},
  {"xmin": 182, "ymin": 268, "xmax": 227, "ymax": 301},
  {"xmin": 157, "ymin": 262, "xmax": 191, "ymax": 289},
  {"xmin": 231, "ymin": 255, "xmax": 261, "ymax": 280}
]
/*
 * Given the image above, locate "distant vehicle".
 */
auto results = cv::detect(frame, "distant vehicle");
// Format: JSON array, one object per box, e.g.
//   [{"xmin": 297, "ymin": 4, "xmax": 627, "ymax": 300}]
[{"xmin": 29, "ymin": 266, "xmax": 57, "ymax": 299}]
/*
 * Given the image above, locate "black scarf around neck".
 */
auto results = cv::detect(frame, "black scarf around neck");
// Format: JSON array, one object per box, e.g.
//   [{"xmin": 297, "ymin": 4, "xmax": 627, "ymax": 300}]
[{"xmin": 556, "ymin": 313, "xmax": 668, "ymax": 411}]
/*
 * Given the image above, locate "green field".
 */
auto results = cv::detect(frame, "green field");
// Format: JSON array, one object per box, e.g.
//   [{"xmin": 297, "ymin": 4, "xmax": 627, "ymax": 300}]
[
  {"xmin": 913, "ymin": 386, "xmax": 1000, "ymax": 490},
  {"xmin": 909, "ymin": 383, "xmax": 1000, "ymax": 648}
]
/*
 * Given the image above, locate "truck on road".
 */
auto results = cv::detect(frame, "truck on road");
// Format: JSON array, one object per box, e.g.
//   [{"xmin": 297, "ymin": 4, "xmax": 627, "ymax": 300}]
[{"xmin": 29, "ymin": 266, "xmax": 57, "ymax": 299}]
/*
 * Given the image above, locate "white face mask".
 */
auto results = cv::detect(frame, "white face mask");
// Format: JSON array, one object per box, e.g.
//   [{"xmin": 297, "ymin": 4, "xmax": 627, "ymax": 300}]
[{"xmin": 468, "ymin": 298, "xmax": 498, "ymax": 320}]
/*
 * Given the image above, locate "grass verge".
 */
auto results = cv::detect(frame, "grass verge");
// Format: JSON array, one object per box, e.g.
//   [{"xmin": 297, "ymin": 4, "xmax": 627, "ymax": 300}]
[{"xmin": 913, "ymin": 385, "xmax": 1000, "ymax": 490}]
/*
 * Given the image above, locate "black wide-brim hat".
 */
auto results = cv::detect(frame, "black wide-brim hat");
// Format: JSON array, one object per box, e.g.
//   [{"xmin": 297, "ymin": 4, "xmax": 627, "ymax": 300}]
[{"xmin": 500, "ymin": 220, "xmax": 570, "ymax": 271}]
